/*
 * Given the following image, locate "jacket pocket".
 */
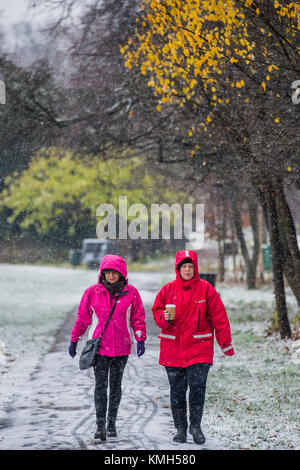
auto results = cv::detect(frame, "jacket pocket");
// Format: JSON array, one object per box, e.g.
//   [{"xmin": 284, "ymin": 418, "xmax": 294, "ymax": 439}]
[
  {"xmin": 192, "ymin": 332, "xmax": 213, "ymax": 341},
  {"xmin": 158, "ymin": 333, "xmax": 176, "ymax": 341},
  {"xmin": 195, "ymin": 300, "xmax": 208, "ymax": 330},
  {"xmin": 197, "ymin": 308, "xmax": 201, "ymax": 330}
]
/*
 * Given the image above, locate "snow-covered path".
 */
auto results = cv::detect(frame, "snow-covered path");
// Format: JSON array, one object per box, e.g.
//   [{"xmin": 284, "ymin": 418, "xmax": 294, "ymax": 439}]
[
  {"xmin": 2, "ymin": 265, "xmax": 298, "ymax": 451},
  {"xmin": 0, "ymin": 270, "xmax": 222, "ymax": 450}
]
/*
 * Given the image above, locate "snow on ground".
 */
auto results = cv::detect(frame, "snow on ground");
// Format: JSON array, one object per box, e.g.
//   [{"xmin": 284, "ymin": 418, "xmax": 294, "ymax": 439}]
[{"xmin": 0, "ymin": 264, "xmax": 299, "ymax": 450}]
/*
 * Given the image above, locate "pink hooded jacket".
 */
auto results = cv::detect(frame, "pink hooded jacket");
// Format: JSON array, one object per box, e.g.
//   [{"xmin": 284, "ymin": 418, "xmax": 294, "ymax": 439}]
[{"xmin": 71, "ymin": 255, "xmax": 147, "ymax": 356}]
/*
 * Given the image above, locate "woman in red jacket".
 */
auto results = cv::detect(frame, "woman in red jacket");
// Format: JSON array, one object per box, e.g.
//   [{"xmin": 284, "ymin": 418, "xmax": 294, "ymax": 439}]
[{"xmin": 152, "ymin": 250, "xmax": 234, "ymax": 445}]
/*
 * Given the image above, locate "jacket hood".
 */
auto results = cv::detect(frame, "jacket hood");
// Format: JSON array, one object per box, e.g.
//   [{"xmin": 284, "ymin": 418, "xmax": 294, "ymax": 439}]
[
  {"xmin": 98, "ymin": 254, "xmax": 128, "ymax": 282},
  {"xmin": 175, "ymin": 250, "xmax": 199, "ymax": 279}
]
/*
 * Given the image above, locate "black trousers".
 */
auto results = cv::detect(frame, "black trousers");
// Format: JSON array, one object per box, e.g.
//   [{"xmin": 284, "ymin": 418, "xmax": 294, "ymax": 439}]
[
  {"xmin": 165, "ymin": 363, "xmax": 211, "ymax": 428},
  {"xmin": 93, "ymin": 354, "xmax": 128, "ymax": 425}
]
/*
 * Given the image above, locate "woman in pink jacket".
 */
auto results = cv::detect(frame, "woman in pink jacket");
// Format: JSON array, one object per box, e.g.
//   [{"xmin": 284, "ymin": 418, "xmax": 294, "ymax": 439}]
[
  {"xmin": 152, "ymin": 250, "xmax": 234, "ymax": 445},
  {"xmin": 69, "ymin": 254, "xmax": 146, "ymax": 441}
]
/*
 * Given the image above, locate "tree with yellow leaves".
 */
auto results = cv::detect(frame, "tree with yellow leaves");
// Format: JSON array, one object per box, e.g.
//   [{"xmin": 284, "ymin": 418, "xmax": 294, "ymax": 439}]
[
  {"xmin": 123, "ymin": 0, "xmax": 299, "ymax": 112},
  {"xmin": 0, "ymin": 146, "xmax": 189, "ymax": 250},
  {"xmin": 122, "ymin": 0, "xmax": 300, "ymax": 339}
]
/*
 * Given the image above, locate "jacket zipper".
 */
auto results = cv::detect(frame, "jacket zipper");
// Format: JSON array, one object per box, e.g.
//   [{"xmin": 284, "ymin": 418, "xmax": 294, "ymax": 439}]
[{"xmin": 197, "ymin": 307, "xmax": 200, "ymax": 330}]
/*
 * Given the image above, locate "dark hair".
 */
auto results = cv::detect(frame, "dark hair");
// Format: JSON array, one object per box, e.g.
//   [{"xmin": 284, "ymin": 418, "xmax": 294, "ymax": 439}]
[{"xmin": 177, "ymin": 257, "xmax": 193, "ymax": 271}]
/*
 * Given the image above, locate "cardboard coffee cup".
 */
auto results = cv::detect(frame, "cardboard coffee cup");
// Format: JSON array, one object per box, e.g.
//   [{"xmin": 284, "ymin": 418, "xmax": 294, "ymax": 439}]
[{"xmin": 165, "ymin": 304, "xmax": 176, "ymax": 321}]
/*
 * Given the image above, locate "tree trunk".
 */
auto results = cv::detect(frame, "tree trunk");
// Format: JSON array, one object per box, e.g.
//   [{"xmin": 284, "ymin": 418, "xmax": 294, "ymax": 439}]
[
  {"xmin": 231, "ymin": 199, "xmax": 258, "ymax": 289},
  {"xmin": 216, "ymin": 189, "xmax": 226, "ymax": 282},
  {"xmin": 275, "ymin": 182, "xmax": 300, "ymax": 290},
  {"xmin": 249, "ymin": 200, "xmax": 260, "ymax": 287},
  {"xmin": 264, "ymin": 186, "xmax": 292, "ymax": 339},
  {"xmin": 282, "ymin": 248, "xmax": 300, "ymax": 305},
  {"xmin": 257, "ymin": 185, "xmax": 300, "ymax": 306},
  {"xmin": 257, "ymin": 205, "xmax": 265, "ymax": 284},
  {"xmin": 217, "ymin": 222, "xmax": 226, "ymax": 282},
  {"xmin": 231, "ymin": 224, "xmax": 238, "ymax": 282}
]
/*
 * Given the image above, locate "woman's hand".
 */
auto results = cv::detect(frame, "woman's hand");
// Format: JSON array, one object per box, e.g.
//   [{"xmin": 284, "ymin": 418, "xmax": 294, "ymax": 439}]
[
  {"xmin": 137, "ymin": 341, "xmax": 145, "ymax": 357},
  {"xmin": 164, "ymin": 310, "xmax": 173, "ymax": 323},
  {"xmin": 69, "ymin": 341, "xmax": 78, "ymax": 358}
]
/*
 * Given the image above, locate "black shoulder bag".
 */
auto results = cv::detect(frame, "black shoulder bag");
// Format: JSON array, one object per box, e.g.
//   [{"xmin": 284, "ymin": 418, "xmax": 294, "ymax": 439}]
[{"xmin": 79, "ymin": 295, "xmax": 120, "ymax": 370}]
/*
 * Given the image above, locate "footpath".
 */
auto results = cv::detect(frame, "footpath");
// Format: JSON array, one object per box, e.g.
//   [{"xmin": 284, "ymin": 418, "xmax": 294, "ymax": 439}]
[{"xmin": 0, "ymin": 275, "xmax": 223, "ymax": 451}]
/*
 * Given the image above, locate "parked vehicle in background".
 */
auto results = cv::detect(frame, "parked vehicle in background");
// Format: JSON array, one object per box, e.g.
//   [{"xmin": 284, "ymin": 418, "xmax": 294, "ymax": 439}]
[
  {"xmin": 69, "ymin": 239, "xmax": 120, "ymax": 268},
  {"xmin": 81, "ymin": 239, "xmax": 120, "ymax": 267}
]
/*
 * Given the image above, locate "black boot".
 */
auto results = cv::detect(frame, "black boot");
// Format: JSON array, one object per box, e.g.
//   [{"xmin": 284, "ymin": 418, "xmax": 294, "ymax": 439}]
[
  {"xmin": 189, "ymin": 424, "xmax": 205, "ymax": 444},
  {"xmin": 107, "ymin": 416, "xmax": 117, "ymax": 437},
  {"xmin": 173, "ymin": 425, "xmax": 187, "ymax": 443},
  {"xmin": 189, "ymin": 405, "xmax": 205, "ymax": 444},
  {"xmin": 94, "ymin": 419, "xmax": 106, "ymax": 441},
  {"xmin": 173, "ymin": 408, "xmax": 187, "ymax": 443}
]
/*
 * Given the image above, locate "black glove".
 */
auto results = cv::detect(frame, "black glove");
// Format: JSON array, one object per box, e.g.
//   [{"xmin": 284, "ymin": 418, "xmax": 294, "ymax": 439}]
[
  {"xmin": 137, "ymin": 341, "xmax": 145, "ymax": 357},
  {"xmin": 69, "ymin": 341, "xmax": 77, "ymax": 358}
]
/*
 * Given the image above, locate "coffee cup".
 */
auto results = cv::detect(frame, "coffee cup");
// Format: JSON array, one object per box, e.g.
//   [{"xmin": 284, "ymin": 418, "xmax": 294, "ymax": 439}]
[{"xmin": 165, "ymin": 304, "xmax": 176, "ymax": 321}]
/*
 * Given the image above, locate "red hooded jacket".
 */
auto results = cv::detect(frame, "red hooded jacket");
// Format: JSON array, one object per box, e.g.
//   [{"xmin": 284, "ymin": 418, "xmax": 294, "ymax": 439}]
[{"xmin": 152, "ymin": 250, "xmax": 234, "ymax": 367}]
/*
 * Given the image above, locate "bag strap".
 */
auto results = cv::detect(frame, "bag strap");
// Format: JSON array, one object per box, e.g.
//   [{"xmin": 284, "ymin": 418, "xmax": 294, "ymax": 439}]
[{"xmin": 98, "ymin": 294, "xmax": 120, "ymax": 340}]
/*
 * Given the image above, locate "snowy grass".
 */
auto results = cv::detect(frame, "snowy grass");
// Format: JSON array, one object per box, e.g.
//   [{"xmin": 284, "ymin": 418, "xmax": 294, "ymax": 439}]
[
  {"xmin": 0, "ymin": 264, "xmax": 299, "ymax": 450},
  {"xmin": 0, "ymin": 263, "xmax": 96, "ymax": 357},
  {"xmin": 204, "ymin": 284, "xmax": 300, "ymax": 450},
  {"xmin": 205, "ymin": 332, "xmax": 299, "ymax": 449}
]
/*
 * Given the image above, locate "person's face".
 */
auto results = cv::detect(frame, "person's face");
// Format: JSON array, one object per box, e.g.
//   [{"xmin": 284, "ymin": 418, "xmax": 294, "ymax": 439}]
[
  {"xmin": 180, "ymin": 263, "xmax": 194, "ymax": 280},
  {"xmin": 104, "ymin": 270, "xmax": 120, "ymax": 284}
]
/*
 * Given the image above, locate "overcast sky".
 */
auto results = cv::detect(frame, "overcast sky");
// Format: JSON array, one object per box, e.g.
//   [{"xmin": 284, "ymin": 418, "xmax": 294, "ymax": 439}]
[
  {"xmin": 0, "ymin": 0, "xmax": 31, "ymax": 25},
  {"xmin": 0, "ymin": 0, "xmax": 92, "ymax": 31}
]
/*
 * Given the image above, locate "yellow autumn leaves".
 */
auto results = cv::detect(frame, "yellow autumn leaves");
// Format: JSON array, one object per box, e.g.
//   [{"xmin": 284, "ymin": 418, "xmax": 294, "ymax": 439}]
[
  {"xmin": 123, "ymin": 0, "xmax": 257, "ymax": 100},
  {"xmin": 121, "ymin": 0, "xmax": 300, "ymax": 143},
  {"xmin": 122, "ymin": 0, "xmax": 299, "ymax": 100}
]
